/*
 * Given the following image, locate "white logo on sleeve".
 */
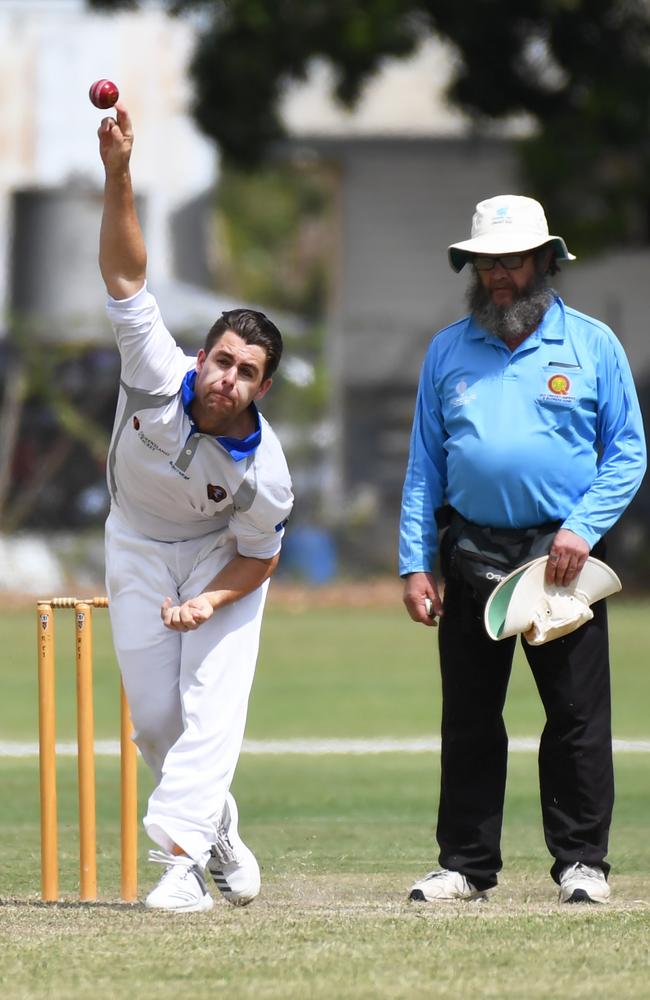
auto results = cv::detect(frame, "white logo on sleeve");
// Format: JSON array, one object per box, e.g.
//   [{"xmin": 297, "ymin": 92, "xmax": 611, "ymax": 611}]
[{"xmin": 451, "ymin": 380, "xmax": 477, "ymax": 407}]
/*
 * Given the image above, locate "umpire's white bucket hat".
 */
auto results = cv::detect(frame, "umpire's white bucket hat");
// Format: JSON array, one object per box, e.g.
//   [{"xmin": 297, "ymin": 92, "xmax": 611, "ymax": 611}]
[
  {"xmin": 484, "ymin": 556, "xmax": 621, "ymax": 646},
  {"xmin": 448, "ymin": 194, "xmax": 576, "ymax": 272}
]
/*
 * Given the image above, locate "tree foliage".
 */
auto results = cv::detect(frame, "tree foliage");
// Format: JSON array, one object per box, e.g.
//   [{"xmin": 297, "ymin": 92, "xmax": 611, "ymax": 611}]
[
  {"xmin": 89, "ymin": 0, "xmax": 650, "ymax": 251},
  {"xmin": 215, "ymin": 162, "xmax": 333, "ymax": 316}
]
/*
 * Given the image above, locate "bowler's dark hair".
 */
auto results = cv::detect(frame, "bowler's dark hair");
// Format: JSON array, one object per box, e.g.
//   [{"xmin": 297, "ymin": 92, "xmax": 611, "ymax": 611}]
[{"xmin": 204, "ymin": 309, "xmax": 283, "ymax": 379}]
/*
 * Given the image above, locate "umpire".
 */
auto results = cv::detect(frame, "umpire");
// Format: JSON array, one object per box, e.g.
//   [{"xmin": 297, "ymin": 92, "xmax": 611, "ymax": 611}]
[{"xmin": 399, "ymin": 195, "xmax": 646, "ymax": 904}]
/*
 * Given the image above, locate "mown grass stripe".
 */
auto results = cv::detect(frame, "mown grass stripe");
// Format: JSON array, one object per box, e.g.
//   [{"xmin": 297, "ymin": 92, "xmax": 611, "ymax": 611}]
[{"xmin": 1, "ymin": 737, "xmax": 649, "ymax": 756}]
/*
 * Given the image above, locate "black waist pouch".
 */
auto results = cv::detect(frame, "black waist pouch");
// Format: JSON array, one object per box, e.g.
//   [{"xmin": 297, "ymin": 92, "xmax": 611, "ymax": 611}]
[{"xmin": 442, "ymin": 508, "xmax": 561, "ymax": 602}]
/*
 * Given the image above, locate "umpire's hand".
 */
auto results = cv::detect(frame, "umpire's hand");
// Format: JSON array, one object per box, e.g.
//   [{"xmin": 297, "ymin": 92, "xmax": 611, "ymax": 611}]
[
  {"xmin": 545, "ymin": 529, "xmax": 590, "ymax": 588},
  {"xmin": 403, "ymin": 571, "xmax": 443, "ymax": 626}
]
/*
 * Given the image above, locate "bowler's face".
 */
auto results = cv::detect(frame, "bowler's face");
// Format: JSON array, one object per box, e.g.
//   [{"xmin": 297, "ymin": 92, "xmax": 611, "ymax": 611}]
[{"xmin": 193, "ymin": 331, "xmax": 271, "ymax": 434}]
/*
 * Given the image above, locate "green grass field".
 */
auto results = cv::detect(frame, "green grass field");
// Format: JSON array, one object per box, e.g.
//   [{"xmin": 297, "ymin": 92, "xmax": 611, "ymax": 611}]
[{"xmin": 1, "ymin": 596, "xmax": 649, "ymax": 999}]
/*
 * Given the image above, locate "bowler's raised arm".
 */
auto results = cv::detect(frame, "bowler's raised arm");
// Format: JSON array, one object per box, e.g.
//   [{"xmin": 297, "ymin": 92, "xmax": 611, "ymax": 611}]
[{"xmin": 98, "ymin": 103, "xmax": 146, "ymax": 300}]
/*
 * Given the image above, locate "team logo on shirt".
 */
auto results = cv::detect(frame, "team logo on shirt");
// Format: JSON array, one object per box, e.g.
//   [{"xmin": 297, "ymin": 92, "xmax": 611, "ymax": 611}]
[
  {"xmin": 207, "ymin": 484, "xmax": 228, "ymax": 503},
  {"xmin": 539, "ymin": 371, "xmax": 577, "ymax": 407},
  {"xmin": 450, "ymin": 380, "xmax": 477, "ymax": 407},
  {"xmin": 547, "ymin": 374, "xmax": 571, "ymax": 395},
  {"xmin": 133, "ymin": 416, "xmax": 140, "ymax": 429}
]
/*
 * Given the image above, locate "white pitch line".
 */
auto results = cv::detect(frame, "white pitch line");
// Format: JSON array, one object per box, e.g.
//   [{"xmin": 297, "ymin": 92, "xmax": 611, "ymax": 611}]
[{"xmin": 1, "ymin": 737, "xmax": 650, "ymax": 757}]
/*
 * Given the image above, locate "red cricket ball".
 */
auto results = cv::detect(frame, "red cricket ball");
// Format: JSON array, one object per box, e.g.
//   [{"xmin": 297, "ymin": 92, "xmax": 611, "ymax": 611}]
[{"xmin": 89, "ymin": 79, "xmax": 119, "ymax": 110}]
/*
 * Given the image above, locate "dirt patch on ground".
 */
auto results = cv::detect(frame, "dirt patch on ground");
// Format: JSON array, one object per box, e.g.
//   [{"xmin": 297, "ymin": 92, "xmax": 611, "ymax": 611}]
[
  {"xmin": 1, "ymin": 578, "xmax": 404, "ymax": 612},
  {"xmin": 249, "ymin": 872, "xmax": 650, "ymax": 917},
  {"xmin": 267, "ymin": 578, "xmax": 403, "ymax": 610}
]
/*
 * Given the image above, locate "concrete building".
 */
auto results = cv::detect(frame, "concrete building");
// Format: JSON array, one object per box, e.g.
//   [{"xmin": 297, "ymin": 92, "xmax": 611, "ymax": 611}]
[{"xmin": 0, "ymin": 0, "xmax": 226, "ymax": 342}]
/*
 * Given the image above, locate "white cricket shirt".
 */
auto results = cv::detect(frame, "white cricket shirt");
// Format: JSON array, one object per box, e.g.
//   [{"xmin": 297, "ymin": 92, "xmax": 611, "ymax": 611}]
[{"xmin": 105, "ymin": 284, "xmax": 293, "ymax": 553}]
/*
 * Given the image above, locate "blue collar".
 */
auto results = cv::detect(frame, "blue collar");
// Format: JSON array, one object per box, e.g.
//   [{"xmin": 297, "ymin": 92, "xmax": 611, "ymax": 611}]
[{"xmin": 181, "ymin": 369, "xmax": 261, "ymax": 461}]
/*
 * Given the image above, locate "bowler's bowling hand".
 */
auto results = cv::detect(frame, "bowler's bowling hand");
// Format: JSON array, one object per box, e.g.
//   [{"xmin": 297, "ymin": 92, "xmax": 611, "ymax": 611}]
[
  {"xmin": 402, "ymin": 571, "xmax": 442, "ymax": 627},
  {"xmin": 161, "ymin": 594, "xmax": 215, "ymax": 631},
  {"xmin": 98, "ymin": 103, "xmax": 134, "ymax": 171},
  {"xmin": 545, "ymin": 529, "xmax": 590, "ymax": 588}
]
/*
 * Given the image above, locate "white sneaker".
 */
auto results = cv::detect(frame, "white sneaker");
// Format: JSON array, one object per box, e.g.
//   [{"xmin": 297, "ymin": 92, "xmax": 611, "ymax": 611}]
[
  {"xmin": 409, "ymin": 868, "xmax": 489, "ymax": 902},
  {"xmin": 558, "ymin": 862, "xmax": 610, "ymax": 904},
  {"xmin": 145, "ymin": 851, "xmax": 214, "ymax": 913},
  {"xmin": 207, "ymin": 792, "xmax": 261, "ymax": 906}
]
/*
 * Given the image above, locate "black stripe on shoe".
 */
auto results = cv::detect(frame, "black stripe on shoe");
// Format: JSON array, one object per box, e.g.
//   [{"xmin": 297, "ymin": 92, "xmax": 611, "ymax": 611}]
[
  {"xmin": 564, "ymin": 888, "xmax": 595, "ymax": 904},
  {"xmin": 409, "ymin": 889, "xmax": 426, "ymax": 902}
]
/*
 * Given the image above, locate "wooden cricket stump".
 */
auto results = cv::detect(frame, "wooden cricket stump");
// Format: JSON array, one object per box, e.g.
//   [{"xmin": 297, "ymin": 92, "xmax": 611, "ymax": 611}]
[{"xmin": 37, "ymin": 597, "xmax": 138, "ymax": 902}]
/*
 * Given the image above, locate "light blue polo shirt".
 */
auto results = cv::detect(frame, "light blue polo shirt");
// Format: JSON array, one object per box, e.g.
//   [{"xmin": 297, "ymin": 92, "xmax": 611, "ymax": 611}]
[{"xmin": 399, "ymin": 296, "xmax": 647, "ymax": 575}]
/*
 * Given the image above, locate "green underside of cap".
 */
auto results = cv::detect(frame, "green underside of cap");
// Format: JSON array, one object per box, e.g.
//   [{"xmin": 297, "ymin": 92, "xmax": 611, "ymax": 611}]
[{"xmin": 486, "ymin": 570, "xmax": 527, "ymax": 637}]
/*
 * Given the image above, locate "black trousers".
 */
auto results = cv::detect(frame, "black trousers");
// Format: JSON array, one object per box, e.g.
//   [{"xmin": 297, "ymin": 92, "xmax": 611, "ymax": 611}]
[{"xmin": 436, "ymin": 558, "xmax": 614, "ymax": 890}]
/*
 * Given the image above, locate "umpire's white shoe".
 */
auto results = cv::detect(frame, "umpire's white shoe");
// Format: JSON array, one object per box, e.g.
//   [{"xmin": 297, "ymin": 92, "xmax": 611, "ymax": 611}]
[
  {"xmin": 558, "ymin": 862, "xmax": 610, "ymax": 904},
  {"xmin": 145, "ymin": 850, "xmax": 214, "ymax": 913},
  {"xmin": 409, "ymin": 868, "xmax": 489, "ymax": 902},
  {"xmin": 207, "ymin": 792, "xmax": 261, "ymax": 906}
]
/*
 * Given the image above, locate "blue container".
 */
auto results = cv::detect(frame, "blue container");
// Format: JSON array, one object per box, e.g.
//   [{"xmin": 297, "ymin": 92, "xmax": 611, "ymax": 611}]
[{"xmin": 281, "ymin": 526, "xmax": 337, "ymax": 584}]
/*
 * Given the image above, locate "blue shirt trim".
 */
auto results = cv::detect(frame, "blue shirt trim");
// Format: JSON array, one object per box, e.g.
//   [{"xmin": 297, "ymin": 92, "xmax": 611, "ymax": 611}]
[{"xmin": 181, "ymin": 369, "xmax": 261, "ymax": 461}]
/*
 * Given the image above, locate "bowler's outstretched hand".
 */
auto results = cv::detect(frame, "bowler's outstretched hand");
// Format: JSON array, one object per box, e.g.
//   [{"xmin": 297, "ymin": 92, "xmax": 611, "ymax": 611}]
[
  {"xmin": 161, "ymin": 595, "xmax": 215, "ymax": 631},
  {"xmin": 98, "ymin": 103, "xmax": 134, "ymax": 172}
]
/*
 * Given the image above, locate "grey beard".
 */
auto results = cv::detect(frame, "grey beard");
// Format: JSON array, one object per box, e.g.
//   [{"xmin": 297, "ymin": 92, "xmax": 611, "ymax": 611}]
[{"xmin": 467, "ymin": 272, "xmax": 555, "ymax": 343}]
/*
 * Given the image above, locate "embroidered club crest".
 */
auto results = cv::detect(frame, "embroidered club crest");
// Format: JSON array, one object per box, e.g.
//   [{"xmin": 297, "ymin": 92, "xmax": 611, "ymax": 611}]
[
  {"xmin": 547, "ymin": 374, "xmax": 570, "ymax": 395},
  {"xmin": 207, "ymin": 484, "xmax": 227, "ymax": 503}
]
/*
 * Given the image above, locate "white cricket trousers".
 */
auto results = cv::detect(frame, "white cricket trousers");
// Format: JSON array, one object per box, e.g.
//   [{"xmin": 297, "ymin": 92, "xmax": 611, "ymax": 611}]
[{"xmin": 105, "ymin": 508, "xmax": 268, "ymax": 868}]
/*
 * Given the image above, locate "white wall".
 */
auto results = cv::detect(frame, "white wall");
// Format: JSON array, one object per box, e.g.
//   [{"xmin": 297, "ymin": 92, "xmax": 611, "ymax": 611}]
[
  {"xmin": 0, "ymin": 0, "xmax": 217, "ymax": 319},
  {"xmin": 280, "ymin": 37, "xmax": 532, "ymax": 140}
]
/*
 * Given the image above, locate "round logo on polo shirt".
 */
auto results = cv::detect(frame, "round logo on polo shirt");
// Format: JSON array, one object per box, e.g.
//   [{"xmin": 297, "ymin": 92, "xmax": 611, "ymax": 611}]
[
  {"xmin": 207, "ymin": 484, "xmax": 227, "ymax": 503},
  {"xmin": 547, "ymin": 374, "xmax": 570, "ymax": 395}
]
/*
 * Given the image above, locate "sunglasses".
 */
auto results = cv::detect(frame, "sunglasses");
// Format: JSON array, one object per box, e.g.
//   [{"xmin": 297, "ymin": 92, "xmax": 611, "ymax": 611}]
[{"xmin": 472, "ymin": 253, "xmax": 532, "ymax": 271}]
